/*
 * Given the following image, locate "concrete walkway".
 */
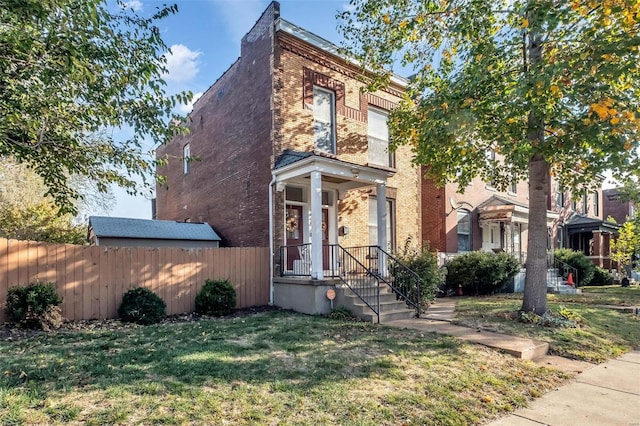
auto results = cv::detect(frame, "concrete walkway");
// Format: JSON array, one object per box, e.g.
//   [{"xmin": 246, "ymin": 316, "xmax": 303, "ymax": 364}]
[
  {"xmin": 490, "ymin": 350, "xmax": 640, "ymax": 425},
  {"xmin": 386, "ymin": 298, "xmax": 640, "ymax": 425}
]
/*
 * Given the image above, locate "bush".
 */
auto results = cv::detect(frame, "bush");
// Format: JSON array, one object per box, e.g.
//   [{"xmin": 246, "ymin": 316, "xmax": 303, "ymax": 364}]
[
  {"xmin": 328, "ymin": 307, "xmax": 355, "ymax": 321},
  {"xmin": 5, "ymin": 282, "xmax": 64, "ymax": 330},
  {"xmin": 391, "ymin": 239, "xmax": 446, "ymax": 310},
  {"xmin": 554, "ymin": 248, "xmax": 595, "ymax": 286},
  {"xmin": 118, "ymin": 287, "xmax": 166, "ymax": 325},
  {"xmin": 445, "ymin": 251, "xmax": 521, "ymax": 295},
  {"xmin": 195, "ymin": 279, "xmax": 237, "ymax": 316},
  {"xmin": 590, "ymin": 266, "xmax": 614, "ymax": 286}
]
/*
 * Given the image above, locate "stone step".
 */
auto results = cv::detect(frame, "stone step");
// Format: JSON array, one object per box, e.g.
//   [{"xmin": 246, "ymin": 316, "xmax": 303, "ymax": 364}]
[
  {"xmin": 348, "ymin": 298, "xmax": 413, "ymax": 314},
  {"xmin": 358, "ymin": 308, "xmax": 416, "ymax": 323}
]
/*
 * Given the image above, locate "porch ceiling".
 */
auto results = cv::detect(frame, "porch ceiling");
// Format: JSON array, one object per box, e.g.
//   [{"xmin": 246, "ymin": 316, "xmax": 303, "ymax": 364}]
[
  {"xmin": 477, "ymin": 195, "xmax": 559, "ymax": 224},
  {"xmin": 273, "ymin": 150, "xmax": 394, "ymax": 191}
]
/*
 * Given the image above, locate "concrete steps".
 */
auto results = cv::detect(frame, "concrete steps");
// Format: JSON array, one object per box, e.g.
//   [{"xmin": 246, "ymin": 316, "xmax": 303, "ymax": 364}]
[{"xmin": 336, "ymin": 284, "xmax": 416, "ymax": 323}]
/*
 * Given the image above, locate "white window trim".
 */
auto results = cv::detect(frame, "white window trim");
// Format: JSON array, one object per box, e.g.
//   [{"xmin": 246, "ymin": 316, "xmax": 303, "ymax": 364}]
[{"xmin": 313, "ymin": 86, "xmax": 336, "ymax": 154}]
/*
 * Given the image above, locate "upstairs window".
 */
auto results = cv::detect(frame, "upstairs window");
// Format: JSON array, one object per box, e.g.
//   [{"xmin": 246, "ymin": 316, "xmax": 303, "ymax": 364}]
[
  {"xmin": 485, "ymin": 149, "xmax": 496, "ymax": 188},
  {"xmin": 313, "ymin": 87, "xmax": 336, "ymax": 154},
  {"xmin": 183, "ymin": 144, "xmax": 191, "ymax": 174},
  {"xmin": 593, "ymin": 191, "xmax": 599, "ymax": 216},
  {"xmin": 368, "ymin": 107, "xmax": 394, "ymax": 167}
]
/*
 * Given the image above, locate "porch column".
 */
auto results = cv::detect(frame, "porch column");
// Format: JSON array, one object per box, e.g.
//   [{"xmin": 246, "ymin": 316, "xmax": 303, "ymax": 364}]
[
  {"xmin": 376, "ymin": 183, "xmax": 388, "ymax": 276},
  {"xmin": 310, "ymin": 171, "xmax": 324, "ymax": 279}
]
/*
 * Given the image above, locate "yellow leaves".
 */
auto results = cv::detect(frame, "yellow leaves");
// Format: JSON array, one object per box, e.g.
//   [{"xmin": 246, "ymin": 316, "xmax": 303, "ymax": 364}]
[
  {"xmin": 591, "ymin": 103, "xmax": 610, "ymax": 120},
  {"xmin": 624, "ymin": 140, "xmax": 632, "ymax": 150},
  {"xmin": 399, "ymin": 20, "xmax": 408, "ymax": 29},
  {"xmin": 441, "ymin": 102, "xmax": 448, "ymax": 110},
  {"xmin": 550, "ymin": 85, "xmax": 562, "ymax": 98},
  {"xmin": 522, "ymin": 18, "xmax": 529, "ymax": 29},
  {"xmin": 611, "ymin": 117, "xmax": 620, "ymax": 125},
  {"xmin": 383, "ymin": 14, "xmax": 391, "ymax": 25},
  {"xmin": 482, "ymin": 396, "xmax": 493, "ymax": 404},
  {"xmin": 462, "ymin": 98, "xmax": 475, "ymax": 107}
]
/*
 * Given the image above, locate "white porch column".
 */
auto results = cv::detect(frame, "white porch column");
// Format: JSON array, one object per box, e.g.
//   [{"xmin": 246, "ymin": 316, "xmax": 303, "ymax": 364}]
[
  {"xmin": 376, "ymin": 183, "xmax": 388, "ymax": 276},
  {"xmin": 310, "ymin": 171, "xmax": 324, "ymax": 279}
]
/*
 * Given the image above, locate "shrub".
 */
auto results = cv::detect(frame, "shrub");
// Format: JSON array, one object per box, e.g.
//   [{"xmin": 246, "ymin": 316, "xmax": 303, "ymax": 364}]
[
  {"xmin": 328, "ymin": 307, "xmax": 354, "ymax": 321},
  {"xmin": 590, "ymin": 266, "xmax": 614, "ymax": 286},
  {"xmin": 554, "ymin": 248, "xmax": 595, "ymax": 286},
  {"xmin": 390, "ymin": 239, "xmax": 446, "ymax": 310},
  {"xmin": 445, "ymin": 251, "xmax": 521, "ymax": 295},
  {"xmin": 118, "ymin": 287, "xmax": 166, "ymax": 325},
  {"xmin": 195, "ymin": 279, "xmax": 237, "ymax": 316},
  {"xmin": 5, "ymin": 282, "xmax": 64, "ymax": 330}
]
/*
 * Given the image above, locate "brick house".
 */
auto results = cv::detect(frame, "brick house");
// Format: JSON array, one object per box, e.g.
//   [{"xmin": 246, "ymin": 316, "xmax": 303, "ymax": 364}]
[
  {"xmin": 422, "ymin": 167, "xmax": 615, "ymax": 269},
  {"xmin": 155, "ymin": 2, "xmax": 421, "ymax": 318}
]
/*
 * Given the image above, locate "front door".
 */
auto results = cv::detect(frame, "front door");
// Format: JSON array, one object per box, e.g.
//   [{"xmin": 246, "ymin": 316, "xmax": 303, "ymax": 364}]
[{"xmin": 285, "ymin": 205, "xmax": 303, "ymax": 270}]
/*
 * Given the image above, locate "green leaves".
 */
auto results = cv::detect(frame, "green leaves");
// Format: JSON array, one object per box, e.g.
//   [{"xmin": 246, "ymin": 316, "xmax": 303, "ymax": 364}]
[
  {"xmin": 0, "ymin": 0, "xmax": 191, "ymax": 213},
  {"xmin": 340, "ymin": 0, "xmax": 640, "ymax": 192}
]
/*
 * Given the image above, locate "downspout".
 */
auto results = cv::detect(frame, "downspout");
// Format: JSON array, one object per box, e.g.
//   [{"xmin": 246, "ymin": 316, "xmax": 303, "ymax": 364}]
[{"xmin": 269, "ymin": 174, "xmax": 276, "ymax": 305}]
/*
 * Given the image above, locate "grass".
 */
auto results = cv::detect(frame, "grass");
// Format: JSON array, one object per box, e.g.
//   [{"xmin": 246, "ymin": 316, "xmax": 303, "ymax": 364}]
[
  {"xmin": 0, "ymin": 311, "xmax": 571, "ymax": 425},
  {"xmin": 454, "ymin": 292, "xmax": 640, "ymax": 363},
  {"xmin": 580, "ymin": 284, "xmax": 640, "ymax": 300}
]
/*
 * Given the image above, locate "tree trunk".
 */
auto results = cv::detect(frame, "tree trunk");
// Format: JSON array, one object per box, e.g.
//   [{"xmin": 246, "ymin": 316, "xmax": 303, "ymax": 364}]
[
  {"xmin": 522, "ymin": 154, "xmax": 549, "ymax": 315},
  {"xmin": 522, "ymin": 18, "xmax": 548, "ymax": 315}
]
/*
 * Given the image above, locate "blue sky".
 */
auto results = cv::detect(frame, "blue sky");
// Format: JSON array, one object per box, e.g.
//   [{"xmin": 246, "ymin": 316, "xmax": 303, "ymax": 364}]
[{"xmin": 109, "ymin": 0, "xmax": 354, "ymax": 219}]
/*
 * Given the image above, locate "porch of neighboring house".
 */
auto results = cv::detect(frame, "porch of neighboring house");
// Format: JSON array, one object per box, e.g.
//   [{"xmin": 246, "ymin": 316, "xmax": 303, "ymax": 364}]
[
  {"xmin": 565, "ymin": 214, "xmax": 619, "ymax": 269},
  {"xmin": 270, "ymin": 150, "xmax": 420, "ymax": 323},
  {"xmin": 476, "ymin": 196, "xmax": 534, "ymax": 265}
]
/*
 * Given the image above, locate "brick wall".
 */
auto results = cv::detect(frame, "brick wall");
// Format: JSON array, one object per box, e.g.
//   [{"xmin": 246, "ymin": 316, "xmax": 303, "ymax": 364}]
[
  {"xmin": 273, "ymin": 32, "xmax": 421, "ymax": 252},
  {"xmin": 603, "ymin": 188, "xmax": 633, "ymax": 224},
  {"xmin": 155, "ymin": 3, "xmax": 279, "ymax": 247}
]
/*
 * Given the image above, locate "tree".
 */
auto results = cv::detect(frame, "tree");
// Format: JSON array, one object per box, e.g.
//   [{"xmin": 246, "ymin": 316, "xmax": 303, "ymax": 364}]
[
  {"xmin": 611, "ymin": 219, "xmax": 640, "ymax": 276},
  {"xmin": 0, "ymin": 156, "xmax": 107, "ymax": 244},
  {"xmin": 0, "ymin": 0, "xmax": 189, "ymax": 214},
  {"xmin": 340, "ymin": 0, "xmax": 640, "ymax": 314}
]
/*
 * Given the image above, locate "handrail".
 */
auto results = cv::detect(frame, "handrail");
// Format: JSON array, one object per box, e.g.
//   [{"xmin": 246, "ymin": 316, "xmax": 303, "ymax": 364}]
[
  {"xmin": 335, "ymin": 245, "xmax": 380, "ymax": 323},
  {"xmin": 554, "ymin": 258, "xmax": 579, "ymax": 286},
  {"xmin": 377, "ymin": 247, "xmax": 422, "ymax": 317},
  {"xmin": 343, "ymin": 245, "xmax": 422, "ymax": 317}
]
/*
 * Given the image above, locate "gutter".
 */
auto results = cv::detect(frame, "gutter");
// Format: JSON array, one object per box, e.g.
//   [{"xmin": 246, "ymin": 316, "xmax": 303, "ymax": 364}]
[{"xmin": 268, "ymin": 175, "xmax": 276, "ymax": 305}]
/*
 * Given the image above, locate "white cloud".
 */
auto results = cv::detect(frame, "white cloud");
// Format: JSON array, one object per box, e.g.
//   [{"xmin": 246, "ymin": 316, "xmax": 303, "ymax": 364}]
[
  {"xmin": 210, "ymin": 0, "xmax": 267, "ymax": 43},
  {"xmin": 179, "ymin": 92, "xmax": 203, "ymax": 114},
  {"xmin": 122, "ymin": 0, "xmax": 143, "ymax": 11},
  {"xmin": 163, "ymin": 44, "xmax": 202, "ymax": 83}
]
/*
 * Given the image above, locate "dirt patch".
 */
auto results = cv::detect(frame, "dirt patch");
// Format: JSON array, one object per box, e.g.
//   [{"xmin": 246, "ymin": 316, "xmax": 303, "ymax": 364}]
[{"xmin": 0, "ymin": 305, "xmax": 284, "ymax": 341}]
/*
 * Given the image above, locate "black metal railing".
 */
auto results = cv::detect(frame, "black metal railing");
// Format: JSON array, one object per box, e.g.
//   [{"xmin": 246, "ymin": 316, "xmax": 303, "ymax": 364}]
[
  {"xmin": 279, "ymin": 244, "xmax": 423, "ymax": 320},
  {"xmin": 554, "ymin": 258, "xmax": 579, "ymax": 286},
  {"xmin": 336, "ymin": 246, "xmax": 381, "ymax": 322},
  {"xmin": 343, "ymin": 246, "xmax": 422, "ymax": 317}
]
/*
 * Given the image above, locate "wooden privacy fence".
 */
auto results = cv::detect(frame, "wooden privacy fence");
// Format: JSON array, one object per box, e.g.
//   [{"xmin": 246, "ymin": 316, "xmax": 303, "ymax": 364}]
[{"xmin": 0, "ymin": 238, "xmax": 270, "ymax": 324}]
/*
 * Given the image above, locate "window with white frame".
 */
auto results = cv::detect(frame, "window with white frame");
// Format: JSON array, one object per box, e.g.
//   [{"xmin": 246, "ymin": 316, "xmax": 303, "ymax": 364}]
[
  {"xmin": 457, "ymin": 209, "xmax": 472, "ymax": 252},
  {"xmin": 183, "ymin": 144, "xmax": 191, "ymax": 174},
  {"xmin": 368, "ymin": 197, "xmax": 394, "ymax": 251},
  {"xmin": 313, "ymin": 87, "xmax": 336, "ymax": 153},
  {"xmin": 368, "ymin": 107, "xmax": 394, "ymax": 167},
  {"xmin": 593, "ymin": 191, "xmax": 599, "ymax": 216}
]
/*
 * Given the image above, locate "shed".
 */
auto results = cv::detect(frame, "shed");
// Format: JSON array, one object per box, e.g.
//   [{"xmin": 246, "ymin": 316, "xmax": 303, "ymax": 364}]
[{"xmin": 88, "ymin": 216, "xmax": 221, "ymax": 248}]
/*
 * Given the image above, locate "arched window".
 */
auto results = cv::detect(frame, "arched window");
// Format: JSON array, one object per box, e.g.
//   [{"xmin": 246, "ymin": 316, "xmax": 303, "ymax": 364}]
[{"xmin": 457, "ymin": 209, "xmax": 472, "ymax": 252}]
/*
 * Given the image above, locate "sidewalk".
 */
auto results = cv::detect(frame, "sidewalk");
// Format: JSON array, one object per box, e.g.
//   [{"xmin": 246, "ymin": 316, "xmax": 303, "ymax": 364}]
[
  {"xmin": 386, "ymin": 298, "xmax": 640, "ymax": 425},
  {"xmin": 490, "ymin": 350, "xmax": 640, "ymax": 425}
]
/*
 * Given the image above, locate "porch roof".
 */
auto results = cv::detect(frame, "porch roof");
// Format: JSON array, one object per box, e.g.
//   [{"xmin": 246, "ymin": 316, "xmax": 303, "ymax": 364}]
[
  {"xmin": 477, "ymin": 195, "xmax": 560, "ymax": 224},
  {"xmin": 566, "ymin": 214, "xmax": 619, "ymax": 235},
  {"xmin": 273, "ymin": 149, "xmax": 394, "ymax": 191}
]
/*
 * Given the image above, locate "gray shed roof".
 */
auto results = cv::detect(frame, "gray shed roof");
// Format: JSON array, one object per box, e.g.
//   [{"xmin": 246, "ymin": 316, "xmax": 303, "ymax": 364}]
[{"xmin": 89, "ymin": 216, "xmax": 221, "ymax": 241}]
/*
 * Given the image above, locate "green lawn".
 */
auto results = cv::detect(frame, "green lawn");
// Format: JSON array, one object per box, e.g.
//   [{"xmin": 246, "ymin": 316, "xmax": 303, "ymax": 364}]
[
  {"xmin": 0, "ymin": 311, "xmax": 570, "ymax": 425},
  {"xmin": 454, "ymin": 293, "xmax": 640, "ymax": 363}
]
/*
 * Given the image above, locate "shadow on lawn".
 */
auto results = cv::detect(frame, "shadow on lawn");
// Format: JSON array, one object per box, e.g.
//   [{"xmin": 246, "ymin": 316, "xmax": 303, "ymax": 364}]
[{"xmin": 0, "ymin": 311, "xmax": 464, "ymax": 398}]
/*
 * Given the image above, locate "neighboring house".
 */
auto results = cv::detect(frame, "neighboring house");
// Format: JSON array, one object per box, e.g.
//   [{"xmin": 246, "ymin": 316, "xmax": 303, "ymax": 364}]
[
  {"xmin": 155, "ymin": 2, "xmax": 421, "ymax": 318},
  {"xmin": 422, "ymin": 172, "xmax": 542, "ymax": 265},
  {"xmin": 422, "ymin": 165, "xmax": 615, "ymax": 268},
  {"xmin": 88, "ymin": 216, "xmax": 221, "ymax": 248},
  {"xmin": 603, "ymin": 187, "xmax": 636, "ymax": 224}
]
